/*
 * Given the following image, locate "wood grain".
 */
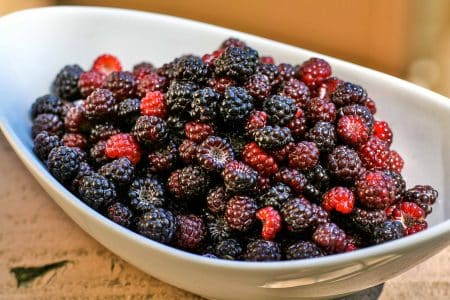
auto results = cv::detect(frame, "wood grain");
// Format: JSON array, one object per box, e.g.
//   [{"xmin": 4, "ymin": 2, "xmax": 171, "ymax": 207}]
[{"xmin": 0, "ymin": 132, "xmax": 448, "ymax": 299}]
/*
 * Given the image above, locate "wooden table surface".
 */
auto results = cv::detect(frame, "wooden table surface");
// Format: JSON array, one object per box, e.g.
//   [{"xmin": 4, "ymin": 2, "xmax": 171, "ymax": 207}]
[{"xmin": 0, "ymin": 132, "xmax": 449, "ymax": 299}]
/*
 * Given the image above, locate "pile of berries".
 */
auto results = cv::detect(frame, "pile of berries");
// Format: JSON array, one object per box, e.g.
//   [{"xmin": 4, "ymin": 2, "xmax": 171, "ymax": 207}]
[{"xmin": 30, "ymin": 38, "xmax": 438, "ymax": 262}]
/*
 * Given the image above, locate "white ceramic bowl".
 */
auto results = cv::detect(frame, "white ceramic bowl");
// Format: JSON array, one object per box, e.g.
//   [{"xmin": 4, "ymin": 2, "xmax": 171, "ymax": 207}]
[{"xmin": 0, "ymin": 6, "xmax": 449, "ymax": 300}]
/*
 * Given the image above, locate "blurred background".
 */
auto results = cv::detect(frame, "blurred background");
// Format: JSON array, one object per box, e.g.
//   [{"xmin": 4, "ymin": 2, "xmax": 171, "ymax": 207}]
[{"xmin": 1, "ymin": 0, "xmax": 449, "ymax": 96}]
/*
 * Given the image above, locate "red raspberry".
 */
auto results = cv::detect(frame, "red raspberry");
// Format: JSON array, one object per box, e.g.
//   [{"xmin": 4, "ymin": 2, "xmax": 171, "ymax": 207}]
[
  {"xmin": 208, "ymin": 76, "xmax": 236, "ymax": 93},
  {"xmin": 358, "ymin": 137, "xmax": 389, "ymax": 170},
  {"xmin": 287, "ymin": 109, "xmax": 308, "ymax": 139},
  {"xmin": 225, "ymin": 196, "xmax": 258, "ymax": 232},
  {"xmin": 274, "ymin": 167, "xmax": 307, "ymax": 193},
  {"xmin": 322, "ymin": 187, "xmax": 355, "ymax": 214},
  {"xmin": 62, "ymin": 133, "xmax": 87, "ymax": 150},
  {"xmin": 306, "ymin": 97, "xmax": 336, "ymax": 123},
  {"xmin": 184, "ymin": 121, "xmax": 214, "ymax": 143},
  {"xmin": 202, "ymin": 49, "xmax": 224, "ymax": 66},
  {"xmin": 362, "ymin": 97, "xmax": 377, "ymax": 115},
  {"xmin": 260, "ymin": 56, "xmax": 275, "ymax": 64},
  {"xmin": 356, "ymin": 170, "xmax": 396, "ymax": 209},
  {"xmin": 337, "ymin": 115, "xmax": 369, "ymax": 146},
  {"xmin": 345, "ymin": 243, "xmax": 358, "ymax": 252},
  {"xmin": 178, "ymin": 139, "xmax": 198, "ymax": 164},
  {"xmin": 298, "ymin": 58, "xmax": 332, "ymax": 88},
  {"xmin": 315, "ymin": 76, "xmax": 344, "ymax": 99},
  {"xmin": 386, "ymin": 150, "xmax": 404, "ymax": 173},
  {"xmin": 140, "ymin": 91, "xmax": 167, "ymax": 119},
  {"xmin": 105, "ymin": 133, "xmax": 142, "ymax": 164},
  {"xmin": 256, "ymin": 207, "xmax": 282, "ymax": 240},
  {"xmin": 386, "ymin": 202, "xmax": 427, "ymax": 236},
  {"xmin": 242, "ymin": 142, "xmax": 278, "ymax": 176},
  {"xmin": 136, "ymin": 72, "xmax": 168, "ymax": 97},
  {"xmin": 373, "ymin": 121, "xmax": 393, "ymax": 146},
  {"xmin": 245, "ymin": 110, "xmax": 267, "ymax": 136},
  {"xmin": 313, "ymin": 223, "xmax": 347, "ymax": 253},
  {"xmin": 288, "ymin": 141, "xmax": 319, "ymax": 171},
  {"xmin": 92, "ymin": 54, "xmax": 122, "ymax": 75},
  {"xmin": 78, "ymin": 70, "xmax": 106, "ymax": 98}
]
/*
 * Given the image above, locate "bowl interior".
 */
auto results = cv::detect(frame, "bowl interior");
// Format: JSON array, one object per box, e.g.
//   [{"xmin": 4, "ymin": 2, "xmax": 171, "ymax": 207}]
[{"xmin": 0, "ymin": 8, "xmax": 448, "ymax": 227}]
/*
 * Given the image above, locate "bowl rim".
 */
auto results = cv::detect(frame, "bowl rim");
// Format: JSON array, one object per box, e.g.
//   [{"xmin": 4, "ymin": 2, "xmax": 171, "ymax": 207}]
[{"xmin": 0, "ymin": 5, "xmax": 449, "ymax": 272}]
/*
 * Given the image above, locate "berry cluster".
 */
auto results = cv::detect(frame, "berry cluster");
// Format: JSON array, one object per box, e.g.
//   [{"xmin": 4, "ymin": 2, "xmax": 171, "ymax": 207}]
[{"xmin": 31, "ymin": 38, "xmax": 438, "ymax": 262}]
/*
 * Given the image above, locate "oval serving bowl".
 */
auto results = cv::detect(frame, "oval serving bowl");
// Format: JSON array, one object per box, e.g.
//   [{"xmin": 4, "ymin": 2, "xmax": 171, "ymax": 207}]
[{"xmin": 0, "ymin": 6, "xmax": 449, "ymax": 300}]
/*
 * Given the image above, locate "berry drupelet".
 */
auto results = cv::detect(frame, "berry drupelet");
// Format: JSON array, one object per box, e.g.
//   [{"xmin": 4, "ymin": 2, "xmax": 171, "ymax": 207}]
[
  {"xmin": 33, "ymin": 131, "xmax": 63, "ymax": 161},
  {"xmin": 32, "ymin": 113, "xmax": 64, "ymax": 138},
  {"xmin": 107, "ymin": 202, "xmax": 133, "ymax": 228},
  {"xmin": 174, "ymin": 56, "xmax": 208, "ymax": 83},
  {"xmin": 285, "ymin": 241, "xmax": 324, "ymax": 260},
  {"xmin": 306, "ymin": 121, "xmax": 337, "ymax": 153},
  {"xmin": 146, "ymin": 141, "xmax": 178, "ymax": 173},
  {"xmin": 167, "ymin": 166, "xmax": 209, "ymax": 200},
  {"xmin": 312, "ymin": 223, "xmax": 347, "ymax": 253},
  {"xmin": 132, "ymin": 115, "xmax": 168, "ymax": 147},
  {"xmin": 356, "ymin": 170, "xmax": 396, "ymax": 209},
  {"xmin": 327, "ymin": 145, "xmax": 364, "ymax": 183},
  {"xmin": 350, "ymin": 207, "xmax": 387, "ymax": 233},
  {"xmin": 31, "ymin": 94, "xmax": 64, "ymax": 118},
  {"xmin": 103, "ymin": 71, "xmax": 137, "ymax": 100},
  {"xmin": 224, "ymin": 196, "xmax": 258, "ymax": 232},
  {"xmin": 53, "ymin": 64, "xmax": 84, "ymax": 100},
  {"xmin": 222, "ymin": 160, "xmax": 258, "ymax": 193},
  {"xmin": 214, "ymin": 46, "xmax": 259, "ymax": 81},
  {"xmin": 288, "ymin": 141, "xmax": 319, "ymax": 171},
  {"xmin": 136, "ymin": 207, "xmax": 176, "ymax": 244},
  {"xmin": 262, "ymin": 95, "xmax": 297, "ymax": 126},
  {"xmin": 128, "ymin": 176, "xmax": 166, "ymax": 211},
  {"xmin": 372, "ymin": 221, "xmax": 404, "ymax": 244},
  {"xmin": 274, "ymin": 167, "xmax": 307, "ymax": 194},
  {"xmin": 78, "ymin": 173, "xmax": 117, "ymax": 210},
  {"xmin": 253, "ymin": 126, "xmax": 293, "ymax": 151},
  {"xmin": 405, "ymin": 185, "xmax": 438, "ymax": 215},
  {"xmin": 298, "ymin": 58, "xmax": 332, "ymax": 89},
  {"xmin": 166, "ymin": 80, "xmax": 199, "ymax": 114},
  {"xmin": 190, "ymin": 87, "xmax": 220, "ymax": 122},
  {"xmin": 140, "ymin": 91, "xmax": 167, "ymax": 119},
  {"xmin": 84, "ymin": 88, "xmax": 117, "ymax": 121},
  {"xmin": 78, "ymin": 70, "xmax": 106, "ymax": 98},
  {"xmin": 206, "ymin": 186, "xmax": 228, "ymax": 214},
  {"xmin": 245, "ymin": 240, "xmax": 282, "ymax": 262},
  {"xmin": 215, "ymin": 239, "xmax": 243, "ymax": 260},
  {"xmin": 175, "ymin": 214, "xmax": 206, "ymax": 250},
  {"xmin": 257, "ymin": 183, "xmax": 292, "ymax": 209},
  {"xmin": 47, "ymin": 146, "xmax": 80, "ymax": 182},
  {"xmin": 220, "ymin": 87, "xmax": 254, "ymax": 126},
  {"xmin": 281, "ymin": 197, "xmax": 316, "ymax": 232},
  {"xmin": 89, "ymin": 123, "xmax": 121, "ymax": 143},
  {"xmin": 244, "ymin": 73, "xmax": 271, "ymax": 101},
  {"xmin": 98, "ymin": 157, "xmax": 135, "ymax": 187},
  {"xmin": 331, "ymin": 82, "xmax": 367, "ymax": 108},
  {"xmin": 197, "ymin": 136, "xmax": 234, "ymax": 172}
]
